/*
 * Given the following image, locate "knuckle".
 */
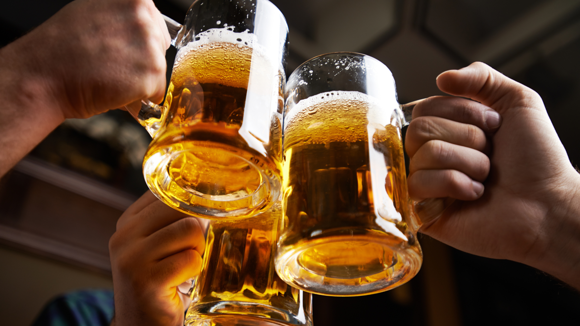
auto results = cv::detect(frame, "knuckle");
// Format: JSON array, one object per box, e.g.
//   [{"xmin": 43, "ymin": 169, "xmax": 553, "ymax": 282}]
[
  {"xmin": 114, "ymin": 250, "xmax": 134, "ymax": 274},
  {"xmin": 177, "ymin": 217, "xmax": 199, "ymax": 235},
  {"xmin": 406, "ymin": 173, "xmax": 422, "ymax": 199},
  {"xmin": 464, "ymin": 124, "xmax": 483, "ymax": 147},
  {"xmin": 151, "ymin": 53, "xmax": 167, "ymax": 75},
  {"xmin": 459, "ymin": 101, "xmax": 481, "ymax": 123},
  {"xmin": 475, "ymin": 155, "xmax": 491, "ymax": 180},
  {"xmin": 429, "ymin": 140, "xmax": 451, "ymax": 163},
  {"xmin": 182, "ymin": 249, "xmax": 199, "ymax": 267},
  {"xmin": 108, "ymin": 232, "xmax": 121, "ymax": 253},
  {"xmin": 519, "ymin": 86, "xmax": 543, "ymax": 105},
  {"xmin": 444, "ymin": 170, "xmax": 464, "ymax": 191},
  {"xmin": 411, "ymin": 97, "xmax": 434, "ymax": 117},
  {"xmin": 412, "ymin": 117, "xmax": 438, "ymax": 140}
]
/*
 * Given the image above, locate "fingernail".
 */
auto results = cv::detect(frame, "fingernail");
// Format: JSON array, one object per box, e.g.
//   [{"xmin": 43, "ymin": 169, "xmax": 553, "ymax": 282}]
[
  {"xmin": 485, "ymin": 111, "xmax": 501, "ymax": 130},
  {"xmin": 472, "ymin": 181, "xmax": 484, "ymax": 197}
]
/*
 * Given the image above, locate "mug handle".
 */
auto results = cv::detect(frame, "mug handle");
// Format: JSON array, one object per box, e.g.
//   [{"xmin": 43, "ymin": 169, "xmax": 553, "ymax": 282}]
[
  {"xmin": 130, "ymin": 15, "xmax": 184, "ymax": 137},
  {"xmin": 399, "ymin": 99, "xmax": 456, "ymax": 230}
]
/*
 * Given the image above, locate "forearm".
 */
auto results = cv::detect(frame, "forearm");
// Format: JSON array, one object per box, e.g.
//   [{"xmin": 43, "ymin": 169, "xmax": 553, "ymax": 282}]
[{"xmin": 0, "ymin": 37, "xmax": 65, "ymax": 177}]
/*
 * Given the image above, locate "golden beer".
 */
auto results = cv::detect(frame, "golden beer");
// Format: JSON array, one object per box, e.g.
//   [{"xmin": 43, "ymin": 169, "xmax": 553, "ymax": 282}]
[
  {"xmin": 276, "ymin": 91, "xmax": 422, "ymax": 296},
  {"xmin": 185, "ymin": 206, "xmax": 313, "ymax": 326},
  {"xmin": 143, "ymin": 28, "xmax": 283, "ymax": 219}
]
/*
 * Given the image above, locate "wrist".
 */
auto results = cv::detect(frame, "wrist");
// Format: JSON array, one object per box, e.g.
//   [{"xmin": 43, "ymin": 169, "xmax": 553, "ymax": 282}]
[{"xmin": 524, "ymin": 169, "xmax": 580, "ymax": 289}]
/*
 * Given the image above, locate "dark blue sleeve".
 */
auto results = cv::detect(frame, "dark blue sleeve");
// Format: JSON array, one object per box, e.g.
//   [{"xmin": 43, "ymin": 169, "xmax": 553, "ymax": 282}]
[{"xmin": 31, "ymin": 289, "xmax": 114, "ymax": 326}]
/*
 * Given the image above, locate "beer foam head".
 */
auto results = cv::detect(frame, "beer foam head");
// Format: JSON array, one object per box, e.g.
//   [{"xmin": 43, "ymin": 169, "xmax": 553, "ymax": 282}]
[
  {"xmin": 176, "ymin": 27, "xmax": 258, "ymax": 63},
  {"xmin": 284, "ymin": 91, "xmax": 396, "ymax": 144},
  {"xmin": 172, "ymin": 28, "xmax": 278, "ymax": 89}
]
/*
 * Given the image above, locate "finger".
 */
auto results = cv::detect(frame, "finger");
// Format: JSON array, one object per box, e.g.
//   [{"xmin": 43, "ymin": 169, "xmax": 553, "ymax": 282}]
[
  {"xmin": 123, "ymin": 191, "xmax": 157, "ymax": 216},
  {"xmin": 409, "ymin": 140, "xmax": 490, "ymax": 182},
  {"xmin": 116, "ymin": 191, "xmax": 159, "ymax": 232},
  {"xmin": 123, "ymin": 101, "xmax": 142, "ymax": 120},
  {"xmin": 145, "ymin": 217, "xmax": 206, "ymax": 258},
  {"xmin": 405, "ymin": 116, "xmax": 488, "ymax": 157},
  {"xmin": 436, "ymin": 62, "xmax": 542, "ymax": 114},
  {"xmin": 412, "ymin": 96, "xmax": 502, "ymax": 132},
  {"xmin": 117, "ymin": 197, "xmax": 189, "ymax": 236},
  {"xmin": 147, "ymin": 3, "xmax": 170, "ymax": 104},
  {"xmin": 153, "ymin": 249, "xmax": 203, "ymax": 288},
  {"xmin": 408, "ymin": 169, "xmax": 484, "ymax": 201},
  {"xmin": 154, "ymin": 9, "xmax": 171, "ymax": 50},
  {"xmin": 147, "ymin": 53, "xmax": 168, "ymax": 105},
  {"xmin": 144, "ymin": 0, "xmax": 172, "ymax": 51}
]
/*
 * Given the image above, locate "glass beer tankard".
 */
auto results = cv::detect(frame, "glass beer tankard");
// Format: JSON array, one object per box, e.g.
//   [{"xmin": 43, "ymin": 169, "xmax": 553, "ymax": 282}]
[
  {"xmin": 276, "ymin": 52, "xmax": 424, "ymax": 296},
  {"xmin": 137, "ymin": 0, "xmax": 288, "ymax": 219},
  {"xmin": 185, "ymin": 204, "xmax": 313, "ymax": 326}
]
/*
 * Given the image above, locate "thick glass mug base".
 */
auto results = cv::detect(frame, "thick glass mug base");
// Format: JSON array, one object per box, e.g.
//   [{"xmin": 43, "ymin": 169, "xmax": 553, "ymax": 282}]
[
  {"xmin": 275, "ymin": 227, "xmax": 422, "ymax": 296},
  {"xmin": 143, "ymin": 138, "xmax": 280, "ymax": 219},
  {"xmin": 185, "ymin": 301, "xmax": 312, "ymax": 326}
]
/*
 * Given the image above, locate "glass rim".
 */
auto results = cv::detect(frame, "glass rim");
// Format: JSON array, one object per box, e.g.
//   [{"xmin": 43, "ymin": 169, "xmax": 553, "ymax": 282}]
[
  {"xmin": 289, "ymin": 51, "xmax": 388, "ymax": 78},
  {"xmin": 186, "ymin": 0, "xmax": 289, "ymax": 32}
]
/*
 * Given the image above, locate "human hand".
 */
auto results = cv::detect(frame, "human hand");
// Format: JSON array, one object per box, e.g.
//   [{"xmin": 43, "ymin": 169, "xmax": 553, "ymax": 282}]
[
  {"xmin": 109, "ymin": 192, "xmax": 205, "ymax": 326},
  {"xmin": 405, "ymin": 62, "xmax": 580, "ymax": 284},
  {"xmin": 6, "ymin": 0, "xmax": 170, "ymax": 120}
]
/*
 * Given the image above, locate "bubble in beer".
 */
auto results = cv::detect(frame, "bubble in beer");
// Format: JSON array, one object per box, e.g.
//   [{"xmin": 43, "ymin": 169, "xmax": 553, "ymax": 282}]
[{"xmin": 284, "ymin": 91, "xmax": 392, "ymax": 146}]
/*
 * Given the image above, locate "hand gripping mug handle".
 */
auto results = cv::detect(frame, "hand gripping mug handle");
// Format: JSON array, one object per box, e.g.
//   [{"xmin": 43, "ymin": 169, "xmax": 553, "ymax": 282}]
[
  {"xmin": 399, "ymin": 99, "xmax": 456, "ymax": 230},
  {"xmin": 131, "ymin": 15, "xmax": 184, "ymax": 138}
]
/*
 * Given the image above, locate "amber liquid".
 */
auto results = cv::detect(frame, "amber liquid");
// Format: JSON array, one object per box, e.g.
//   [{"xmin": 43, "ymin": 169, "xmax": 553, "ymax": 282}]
[
  {"xmin": 276, "ymin": 91, "xmax": 422, "ymax": 296},
  {"xmin": 185, "ymin": 206, "xmax": 312, "ymax": 326},
  {"xmin": 143, "ymin": 39, "xmax": 282, "ymax": 219}
]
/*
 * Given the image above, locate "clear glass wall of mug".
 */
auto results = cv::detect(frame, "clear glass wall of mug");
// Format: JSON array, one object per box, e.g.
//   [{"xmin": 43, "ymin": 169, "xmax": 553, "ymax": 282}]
[
  {"xmin": 185, "ymin": 204, "xmax": 313, "ymax": 326},
  {"xmin": 276, "ymin": 53, "xmax": 423, "ymax": 296},
  {"xmin": 138, "ymin": 0, "xmax": 288, "ymax": 219}
]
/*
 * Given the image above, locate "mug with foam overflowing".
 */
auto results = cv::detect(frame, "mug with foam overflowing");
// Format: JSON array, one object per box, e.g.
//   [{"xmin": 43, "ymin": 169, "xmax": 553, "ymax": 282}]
[
  {"xmin": 138, "ymin": 0, "xmax": 288, "ymax": 219},
  {"xmin": 276, "ymin": 52, "xmax": 423, "ymax": 296}
]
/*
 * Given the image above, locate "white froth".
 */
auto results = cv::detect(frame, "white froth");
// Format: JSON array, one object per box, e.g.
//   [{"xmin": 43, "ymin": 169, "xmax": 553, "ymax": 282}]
[
  {"xmin": 284, "ymin": 91, "xmax": 392, "ymax": 130},
  {"xmin": 176, "ymin": 28, "xmax": 262, "ymax": 65}
]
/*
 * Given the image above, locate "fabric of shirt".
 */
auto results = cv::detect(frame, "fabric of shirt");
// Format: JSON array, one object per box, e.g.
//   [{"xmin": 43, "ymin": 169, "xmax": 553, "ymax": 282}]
[{"xmin": 31, "ymin": 289, "xmax": 114, "ymax": 326}]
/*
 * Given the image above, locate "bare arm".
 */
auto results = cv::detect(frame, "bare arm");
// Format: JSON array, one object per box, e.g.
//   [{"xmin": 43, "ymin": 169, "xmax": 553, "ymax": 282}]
[{"xmin": 0, "ymin": 0, "xmax": 170, "ymax": 177}]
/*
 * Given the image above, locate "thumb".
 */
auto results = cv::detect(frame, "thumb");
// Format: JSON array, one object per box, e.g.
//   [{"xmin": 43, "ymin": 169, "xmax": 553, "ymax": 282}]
[{"xmin": 436, "ymin": 62, "xmax": 542, "ymax": 115}]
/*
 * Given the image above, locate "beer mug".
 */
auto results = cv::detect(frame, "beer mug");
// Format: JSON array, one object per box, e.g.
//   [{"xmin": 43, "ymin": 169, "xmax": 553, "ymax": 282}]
[
  {"xmin": 275, "ymin": 52, "xmax": 423, "ymax": 296},
  {"xmin": 185, "ymin": 204, "xmax": 313, "ymax": 326},
  {"xmin": 137, "ymin": 0, "xmax": 288, "ymax": 219}
]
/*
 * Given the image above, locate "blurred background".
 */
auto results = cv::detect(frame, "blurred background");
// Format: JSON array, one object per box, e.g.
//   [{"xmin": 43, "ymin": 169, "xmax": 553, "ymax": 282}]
[{"xmin": 2, "ymin": 0, "xmax": 580, "ymax": 325}]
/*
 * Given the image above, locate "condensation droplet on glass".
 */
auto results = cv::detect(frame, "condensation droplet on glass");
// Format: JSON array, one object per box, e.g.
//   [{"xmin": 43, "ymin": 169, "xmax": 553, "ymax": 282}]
[{"xmin": 216, "ymin": 20, "xmax": 221, "ymax": 25}]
